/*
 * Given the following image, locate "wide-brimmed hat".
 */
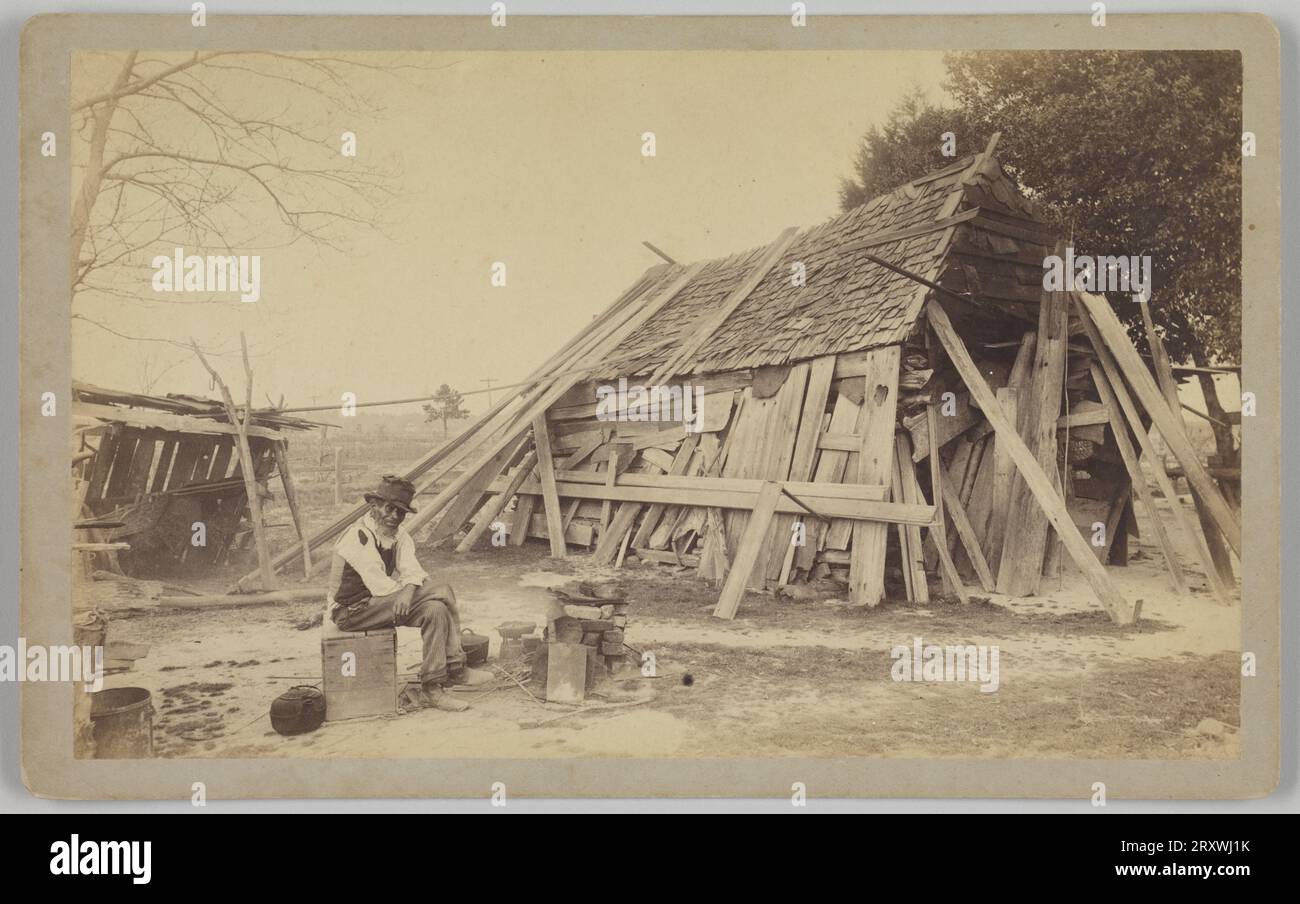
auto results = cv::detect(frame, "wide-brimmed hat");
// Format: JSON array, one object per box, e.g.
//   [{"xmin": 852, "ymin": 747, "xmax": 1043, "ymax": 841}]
[{"xmin": 364, "ymin": 474, "xmax": 418, "ymax": 514}]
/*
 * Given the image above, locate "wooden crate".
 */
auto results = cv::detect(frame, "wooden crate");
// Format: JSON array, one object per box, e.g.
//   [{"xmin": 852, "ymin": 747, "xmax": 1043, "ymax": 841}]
[{"xmin": 321, "ymin": 622, "xmax": 397, "ymax": 721}]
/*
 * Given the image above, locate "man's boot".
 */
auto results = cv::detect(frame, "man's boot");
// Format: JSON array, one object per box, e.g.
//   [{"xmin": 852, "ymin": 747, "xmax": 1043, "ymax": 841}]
[
  {"xmin": 449, "ymin": 664, "xmax": 494, "ymax": 688},
  {"xmin": 401, "ymin": 682, "xmax": 469, "ymax": 712},
  {"xmin": 426, "ymin": 684, "xmax": 470, "ymax": 712}
]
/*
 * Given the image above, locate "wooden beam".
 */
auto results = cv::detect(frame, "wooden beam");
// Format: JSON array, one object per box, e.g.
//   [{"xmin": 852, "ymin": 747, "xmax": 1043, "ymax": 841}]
[
  {"xmin": 891, "ymin": 449, "xmax": 917, "ymax": 600},
  {"xmin": 631, "ymin": 433, "xmax": 700, "ymax": 548},
  {"xmin": 402, "ymin": 261, "xmax": 706, "ymax": 542},
  {"xmin": 456, "ymin": 450, "xmax": 539, "ymax": 552},
  {"xmin": 73, "ymin": 401, "xmax": 286, "ymax": 440},
  {"xmin": 985, "ymin": 386, "xmax": 1019, "ymax": 574},
  {"xmin": 936, "ymin": 459, "xmax": 995, "ymax": 592},
  {"xmin": 1078, "ymin": 304, "xmax": 1232, "ymax": 605},
  {"xmin": 713, "ymin": 481, "xmax": 782, "ymax": 619},
  {"xmin": 1089, "ymin": 362, "xmax": 1189, "ymax": 594},
  {"xmin": 926, "ymin": 399, "xmax": 970, "ymax": 603},
  {"xmin": 192, "ymin": 335, "xmax": 275, "ymax": 591},
  {"xmin": 894, "ymin": 435, "xmax": 930, "ymax": 602},
  {"xmin": 1075, "ymin": 292, "xmax": 1240, "ymax": 555},
  {"xmin": 927, "ymin": 298, "xmax": 1131, "ymax": 623},
  {"xmin": 425, "ymin": 438, "xmax": 526, "ymax": 547},
  {"xmin": 1139, "ymin": 303, "xmax": 1236, "ymax": 587},
  {"xmin": 775, "ymin": 356, "xmax": 836, "ymax": 584},
  {"xmin": 998, "ymin": 283, "xmax": 1068, "ymax": 596},
  {"xmin": 532, "ymin": 417, "xmax": 566, "ymax": 558},
  {"xmin": 271, "ymin": 440, "xmax": 312, "ymax": 578},
  {"xmin": 509, "ymin": 477, "xmax": 907, "ymax": 522}
]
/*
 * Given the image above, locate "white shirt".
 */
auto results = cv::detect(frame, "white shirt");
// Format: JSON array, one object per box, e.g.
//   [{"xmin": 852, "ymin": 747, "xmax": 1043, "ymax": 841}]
[{"xmin": 329, "ymin": 512, "xmax": 428, "ymax": 602}]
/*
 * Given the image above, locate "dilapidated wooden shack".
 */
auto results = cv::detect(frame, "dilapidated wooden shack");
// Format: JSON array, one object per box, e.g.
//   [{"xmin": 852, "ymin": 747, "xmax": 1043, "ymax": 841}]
[
  {"xmin": 239, "ymin": 138, "xmax": 1242, "ymax": 623},
  {"xmin": 72, "ymin": 382, "xmax": 314, "ymax": 576}
]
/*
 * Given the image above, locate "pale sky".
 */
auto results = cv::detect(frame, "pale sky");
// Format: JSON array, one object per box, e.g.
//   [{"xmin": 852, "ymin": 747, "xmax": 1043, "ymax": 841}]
[{"xmin": 71, "ymin": 50, "xmax": 953, "ymax": 417}]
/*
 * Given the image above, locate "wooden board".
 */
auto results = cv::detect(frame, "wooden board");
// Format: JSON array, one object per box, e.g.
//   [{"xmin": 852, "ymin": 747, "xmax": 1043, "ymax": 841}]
[
  {"xmin": 773, "ymin": 355, "xmax": 836, "ymax": 584},
  {"xmin": 847, "ymin": 346, "xmax": 901, "ymax": 607},
  {"xmin": 1079, "ymin": 310, "xmax": 1232, "ymax": 605},
  {"xmin": 1089, "ymin": 362, "xmax": 1189, "ymax": 594},
  {"xmin": 1075, "ymin": 291, "xmax": 1240, "ymax": 555},
  {"xmin": 927, "ymin": 298, "xmax": 1131, "ymax": 623},
  {"xmin": 998, "ymin": 286, "xmax": 1069, "ymax": 596},
  {"xmin": 894, "ymin": 435, "xmax": 930, "ymax": 602},
  {"xmin": 985, "ymin": 386, "xmax": 1019, "ymax": 574},
  {"xmin": 532, "ymin": 416, "xmax": 567, "ymax": 558},
  {"xmin": 507, "ymin": 475, "xmax": 906, "ymax": 522},
  {"xmin": 713, "ymin": 481, "xmax": 782, "ymax": 619}
]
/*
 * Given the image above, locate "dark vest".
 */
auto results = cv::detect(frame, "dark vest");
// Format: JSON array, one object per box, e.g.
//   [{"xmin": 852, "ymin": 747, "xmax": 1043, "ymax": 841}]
[{"xmin": 333, "ymin": 527, "xmax": 398, "ymax": 607}]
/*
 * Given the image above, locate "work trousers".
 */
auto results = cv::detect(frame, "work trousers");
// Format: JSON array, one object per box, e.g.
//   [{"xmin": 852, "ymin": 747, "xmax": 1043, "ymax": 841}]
[{"xmin": 334, "ymin": 578, "xmax": 466, "ymax": 686}]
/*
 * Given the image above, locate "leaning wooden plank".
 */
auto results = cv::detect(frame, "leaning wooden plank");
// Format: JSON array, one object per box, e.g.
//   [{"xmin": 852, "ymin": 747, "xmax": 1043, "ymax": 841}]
[
  {"xmin": 1075, "ymin": 291, "xmax": 1240, "ymax": 555},
  {"xmin": 532, "ymin": 416, "xmax": 567, "ymax": 558},
  {"xmin": 1139, "ymin": 303, "xmax": 1235, "ymax": 588},
  {"xmin": 631, "ymin": 433, "xmax": 700, "ymax": 548},
  {"xmin": 925, "ymin": 398, "xmax": 970, "ymax": 603},
  {"xmin": 74, "ymin": 401, "xmax": 285, "ymax": 440},
  {"xmin": 891, "ymin": 452, "xmax": 916, "ymax": 600},
  {"xmin": 808, "ymin": 389, "xmax": 864, "ymax": 558},
  {"xmin": 927, "ymin": 298, "xmax": 1131, "ymax": 623},
  {"xmin": 754, "ymin": 362, "xmax": 811, "ymax": 587},
  {"xmin": 998, "ymin": 285, "xmax": 1069, "ymax": 596},
  {"xmin": 966, "ymin": 333, "xmax": 1035, "ymax": 556},
  {"xmin": 505, "ymin": 475, "xmax": 904, "ymax": 521},
  {"xmin": 1079, "ymin": 308, "xmax": 1232, "ymax": 604},
  {"xmin": 713, "ymin": 481, "xmax": 783, "ymax": 619},
  {"xmin": 272, "ymin": 440, "xmax": 313, "ymax": 578},
  {"xmin": 648, "ymin": 227, "xmax": 799, "ymax": 386},
  {"xmin": 936, "ymin": 459, "xmax": 995, "ymax": 592},
  {"xmin": 456, "ymin": 450, "xmax": 539, "ymax": 552},
  {"xmin": 847, "ymin": 347, "xmax": 901, "ymax": 607},
  {"xmin": 769, "ymin": 357, "xmax": 835, "ymax": 582},
  {"xmin": 1088, "ymin": 362, "xmax": 1189, "ymax": 594},
  {"xmin": 906, "ymin": 392, "xmax": 979, "ymax": 461},
  {"xmin": 425, "ymin": 436, "xmax": 528, "ymax": 547},
  {"xmin": 894, "ymin": 436, "xmax": 931, "ymax": 602},
  {"xmin": 401, "ymin": 262, "xmax": 706, "ymax": 543},
  {"xmin": 984, "ymin": 386, "xmax": 1019, "ymax": 574}
]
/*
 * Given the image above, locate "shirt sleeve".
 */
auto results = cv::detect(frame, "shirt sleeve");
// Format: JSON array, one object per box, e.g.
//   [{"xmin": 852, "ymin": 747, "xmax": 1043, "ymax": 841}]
[
  {"xmin": 394, "ymin": 531, "xmax": 428, "ymax": 588},
  {"xmin": 334, "ymin": 526, "xmax": 404, "ymax": 598}
]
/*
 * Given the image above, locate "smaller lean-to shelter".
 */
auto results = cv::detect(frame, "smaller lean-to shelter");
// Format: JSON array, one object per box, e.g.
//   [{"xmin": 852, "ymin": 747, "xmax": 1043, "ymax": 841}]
[{"xmin": 73, "ymin": 382, "xmax": 314, "ymax": 576}]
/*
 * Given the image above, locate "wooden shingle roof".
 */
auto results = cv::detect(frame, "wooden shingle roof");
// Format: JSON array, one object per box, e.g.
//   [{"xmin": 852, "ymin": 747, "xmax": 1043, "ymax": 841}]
[{"xmin": 604, "ymin": 153, "xmax": 1054, "ymax": 378}]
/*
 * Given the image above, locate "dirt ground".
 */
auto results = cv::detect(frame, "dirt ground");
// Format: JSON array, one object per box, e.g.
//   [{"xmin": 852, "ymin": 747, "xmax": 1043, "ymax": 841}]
[{"xmin": 95, "ymin": 480, "xmax": 1241, "ymax": 762}]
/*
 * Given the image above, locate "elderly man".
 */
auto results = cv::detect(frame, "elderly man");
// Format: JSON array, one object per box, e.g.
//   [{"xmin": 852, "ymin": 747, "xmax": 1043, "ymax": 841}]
[{"xmin": 328, "ymin": 475, "xmax": 490, "ymax": 712}]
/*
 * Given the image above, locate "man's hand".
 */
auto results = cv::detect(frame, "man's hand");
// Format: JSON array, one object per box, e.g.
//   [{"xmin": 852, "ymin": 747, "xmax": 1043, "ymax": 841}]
[{"xmin": 392, "ymin": 584, "xmax": 417, "ymax": 620}]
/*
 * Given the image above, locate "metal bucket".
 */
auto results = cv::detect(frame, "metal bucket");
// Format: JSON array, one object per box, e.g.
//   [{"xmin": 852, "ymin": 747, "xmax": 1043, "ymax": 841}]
[{"xmin": 90, "ymin": 687, "xmax": 154, "ymax": 758}]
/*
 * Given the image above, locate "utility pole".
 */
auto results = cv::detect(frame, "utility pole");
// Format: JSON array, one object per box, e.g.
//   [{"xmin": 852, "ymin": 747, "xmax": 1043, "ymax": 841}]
[{"xmin": 481, "ymin": 377, "xmax": 498, "ymax": 407}]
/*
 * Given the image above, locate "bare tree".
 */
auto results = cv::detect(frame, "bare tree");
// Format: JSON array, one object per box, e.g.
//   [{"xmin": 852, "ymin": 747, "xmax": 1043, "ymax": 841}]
[{"xmin": 71, "ymin": 51, "xmax": 433, "ymax": 345}]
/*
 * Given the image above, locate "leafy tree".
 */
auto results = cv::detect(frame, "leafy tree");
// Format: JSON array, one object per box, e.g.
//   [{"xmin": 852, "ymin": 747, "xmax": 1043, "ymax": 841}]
[
  {"xmin": 422, "ymin": 384, "xmax": 469, "ymax": 436},
  {"xmin": 839, "ymin": 90, "xmax": 984, "ymax": 210},
  {"xmin": 840, "ymin": 50, "xmax": 1241, "ymax": 381}
]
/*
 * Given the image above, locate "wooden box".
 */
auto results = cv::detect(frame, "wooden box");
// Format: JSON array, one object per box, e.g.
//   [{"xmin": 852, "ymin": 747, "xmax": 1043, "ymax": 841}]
[{"xmin": 321, "ymin": 622, "xmax": 397, "ymax": 721}]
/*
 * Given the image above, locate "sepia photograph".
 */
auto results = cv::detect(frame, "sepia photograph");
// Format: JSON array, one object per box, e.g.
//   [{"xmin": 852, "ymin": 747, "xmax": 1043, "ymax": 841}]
[{"xmin": 13, "ymin": 11, "xmax": 1282, "ymax": 809}]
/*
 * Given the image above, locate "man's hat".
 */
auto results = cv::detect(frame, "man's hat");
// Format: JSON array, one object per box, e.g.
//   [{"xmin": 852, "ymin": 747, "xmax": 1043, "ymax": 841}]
[{"xmin": 364, "ymin": 474, "xmax": 418, "ymax": 514}]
